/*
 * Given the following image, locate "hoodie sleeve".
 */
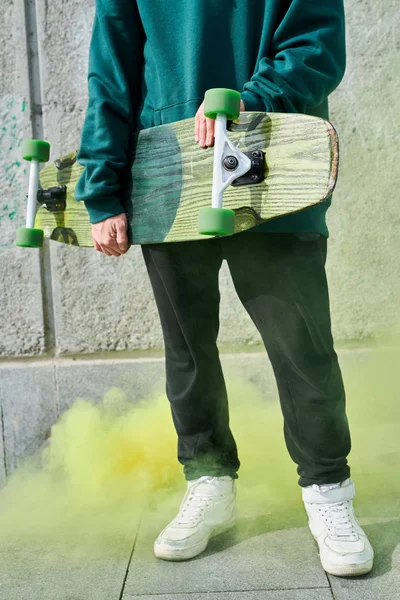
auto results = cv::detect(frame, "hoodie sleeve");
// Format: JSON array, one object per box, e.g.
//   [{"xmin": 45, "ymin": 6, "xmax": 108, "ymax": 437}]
[
  {"xmin": 241, "ymin": 0, "xmax": 346, "ymax": 114},
  {"xmin": 74, "ymin": 0, "xmax": 144, "ymax": 224}
]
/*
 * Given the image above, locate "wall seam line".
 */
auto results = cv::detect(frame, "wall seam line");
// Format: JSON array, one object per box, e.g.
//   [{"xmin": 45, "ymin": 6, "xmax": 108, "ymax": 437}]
[
  {"xmin": 53, "ymin": 360, "xmax": 61, "ymax": 418},
  {"xmin": 0, "ymin": 394, "xmax": 8, "ymax": 479}
]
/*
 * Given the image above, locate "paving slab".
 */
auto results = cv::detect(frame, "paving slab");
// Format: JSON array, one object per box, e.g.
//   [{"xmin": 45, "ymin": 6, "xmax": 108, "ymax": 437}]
[
  {"xmin": 0, "ymin": 521, "xmax": 140, "ymax": 600},
  {"xmin": 123, "ymin": 591, "xmax": 334, "ymax": 600},
  {"xmin": 328, "ymin": 412, "xmax": 400, "ymax": 600},
  {"xmin": 123, "ymin": 502, "xmax": 329, "ymax": 597},
  {"xmin": 328, "ymin": 517, "xmax": 400, "ymax": 600},
  {"xmin": 0, "ymin": 364, "xmax": 58, "ymax": 474}
]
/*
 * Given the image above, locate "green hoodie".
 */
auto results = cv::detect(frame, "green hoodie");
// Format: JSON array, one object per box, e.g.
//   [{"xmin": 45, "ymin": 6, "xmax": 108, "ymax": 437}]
[{"xmin": 75, "ymin": 0, "xmax": 346, "ymax": 238}]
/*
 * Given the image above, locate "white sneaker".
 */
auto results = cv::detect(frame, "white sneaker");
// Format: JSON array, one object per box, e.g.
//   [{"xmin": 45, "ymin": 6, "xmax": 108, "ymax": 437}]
[
  {"xmin": 302, "ymin": 478, "xmax": 374, "ymax": 576},
  {"xmin": 154, "ymin": 475, "xmax": 236, "ymax": 561}
]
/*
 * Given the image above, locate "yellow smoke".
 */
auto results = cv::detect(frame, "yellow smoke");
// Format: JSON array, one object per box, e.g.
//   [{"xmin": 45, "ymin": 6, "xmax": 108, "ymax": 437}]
[{"xmin": 0, "ymin": 348, "xmax": 399, "ymax": 553}]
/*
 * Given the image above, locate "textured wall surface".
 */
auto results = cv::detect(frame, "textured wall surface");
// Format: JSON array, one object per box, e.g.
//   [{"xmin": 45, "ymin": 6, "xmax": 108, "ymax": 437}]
[
  {"xmin": 1, "ymin": 0, "xmax": 399, "ymax": 358},
  {"xmin": 0, "ymin": 363, "xmax": 58, "ymax": 473},
  {"xmin": 0, "ymin": 0, "xmax": 399, "ymax": 479},
  {"xmin": 326, "ymin": 0, "xmax": 400, "ymax": 341},
  {"xmin": 0, "ymin": 0, "xmax": 46, "ymax": 356},
  {"xmin": 1, "ymin": 0, "xmax": 400, "ymax": 357}
]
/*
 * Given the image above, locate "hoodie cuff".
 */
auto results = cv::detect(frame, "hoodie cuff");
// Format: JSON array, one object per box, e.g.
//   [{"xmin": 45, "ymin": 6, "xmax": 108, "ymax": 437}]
[
  {"xmin": 82, "ymin": 197, "xmax": 125, "ymax": 225},
  {"xmin": 241, "ymin": 90, "xmax": 274, "ymax": 113}
]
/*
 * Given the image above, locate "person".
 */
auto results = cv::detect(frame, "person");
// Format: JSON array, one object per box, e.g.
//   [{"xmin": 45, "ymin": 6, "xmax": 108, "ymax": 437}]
[{"xmin": 75, "ymin": 0, "xmax": 374, "ymax": 576}]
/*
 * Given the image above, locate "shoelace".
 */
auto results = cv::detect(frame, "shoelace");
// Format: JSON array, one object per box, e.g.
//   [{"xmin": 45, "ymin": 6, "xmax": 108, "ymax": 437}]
[
  {"xmin": 174, "ymin": 476, "xmax": 215, "ymax": 525},
  {"xmin": 317, "ymin": 501, "xmax": 359, "ymax": 541}
]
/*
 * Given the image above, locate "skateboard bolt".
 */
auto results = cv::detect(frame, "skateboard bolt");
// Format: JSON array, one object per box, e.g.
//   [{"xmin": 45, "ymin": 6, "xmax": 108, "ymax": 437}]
[{"xmin": 223, "ymin": 156, "xmax": 239, "ymax": 170}]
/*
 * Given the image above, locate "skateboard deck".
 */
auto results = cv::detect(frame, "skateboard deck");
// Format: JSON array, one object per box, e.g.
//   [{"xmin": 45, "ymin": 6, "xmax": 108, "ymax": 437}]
[{"xmin": 35, "ymin": 112, "xmax": 338, "ymax": 246}]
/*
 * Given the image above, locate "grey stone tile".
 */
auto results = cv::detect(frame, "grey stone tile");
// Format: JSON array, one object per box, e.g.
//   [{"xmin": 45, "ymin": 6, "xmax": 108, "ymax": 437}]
[
  {"xmin": 50, "ymin": 243, "xmax": 164, "ymax": 355},
  {"xmin": 329, "ymin": 517, "xmax": 400, "ymax": 600},
  {"xmin": 123, "ymin": 592, "xmax": 333, "ymax": 600},
  {"xmin": 0, "ymin": 365, "xmax": 58, "ymax": 473},
  {"xmin": 124, "ymin": 506, "xmax": 329, "ymax": 597},
  {"xmin": 55, "ymin": 353, "xmax": 277, "ymax": 416},
  {"xmin": 0, "ymin": 250, "xmax": 46, "ymax": 357},
  {"xmin": 0, "ymin": 532, "xmax": 137, "ymax": 600},
  {"xmin": 56, "ymin": 359, "xmax": 166, "ymax": 414}
]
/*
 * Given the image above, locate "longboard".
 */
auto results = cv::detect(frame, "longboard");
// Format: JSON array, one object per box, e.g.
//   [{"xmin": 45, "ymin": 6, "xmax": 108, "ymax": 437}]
[{"xmin": 34, "ymin": 112, "xmax": 338, "ymax": 247}]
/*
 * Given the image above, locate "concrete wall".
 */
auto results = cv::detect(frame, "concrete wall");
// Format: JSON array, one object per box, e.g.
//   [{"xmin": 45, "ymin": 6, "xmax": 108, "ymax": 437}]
[{"xmin": 0, "ymin": 0, "xmax": 399, "ymax": 483}]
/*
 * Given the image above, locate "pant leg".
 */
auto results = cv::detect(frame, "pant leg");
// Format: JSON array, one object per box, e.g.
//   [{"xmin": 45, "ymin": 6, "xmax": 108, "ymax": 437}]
[
  {"xmin": 222, "ymin": 232, "xmax": 351, "ymax": 487},
  {"xmin": 141, "ymin": 239, "xmax": 240, "ymax": 481}
]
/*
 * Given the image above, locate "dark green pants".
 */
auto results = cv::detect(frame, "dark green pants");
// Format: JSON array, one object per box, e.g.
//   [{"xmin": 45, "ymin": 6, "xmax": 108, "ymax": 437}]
[{"xmin": 142, "ymin": 232, "xmax": 351, "ymax": 487}]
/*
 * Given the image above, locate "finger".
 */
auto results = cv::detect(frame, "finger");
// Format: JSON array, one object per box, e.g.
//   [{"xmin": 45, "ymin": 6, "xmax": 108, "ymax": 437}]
[
  {"xmin": 103, "ymin": 230, "xmax": 123, "ymax": 254},
  {"xmin": 105, "ymin": 245, "xmax": 121, "ymax": 257},
  {"xmin": 205, "ymin": 117, "xmax": 215, "ymax": 147},
  {"xmin": 92, "ymin": 227, "xmax": 101, "ymax": 250},
  {"xmin": 198, "ymin": 117, "xmax": 207, "ymax": 148},
  {"xmin": 99, "ymin": 245, "xmax": 112, "ymax": 256},
  {"xmin": 116, "ymin": 221, "xmax": 130, "ymax": 253},
  {"xmin": 100, "ymin": 244, "xmax": 118, "ymax": 257},
  {"xmin": 195, "ymin": 102, "xmax": 204, "ymax": 142}
]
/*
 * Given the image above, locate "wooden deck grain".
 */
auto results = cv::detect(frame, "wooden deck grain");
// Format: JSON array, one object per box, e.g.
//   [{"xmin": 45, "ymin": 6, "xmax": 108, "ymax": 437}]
[{"xmin": 36, "ymin": 112, "xmax": 338, "ymax": 247}]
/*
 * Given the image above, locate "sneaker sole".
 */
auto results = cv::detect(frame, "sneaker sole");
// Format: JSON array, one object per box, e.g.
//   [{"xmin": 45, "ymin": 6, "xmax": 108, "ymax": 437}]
[
  {"xmin": 154, "ymin": 517, "xmax": 236, "ymax": 561},
  {"xmin": 311, "ymin": 536, "xmax": 374, "ymax": 577},
  {"xmin": 321, "ymin": 558, "xmax": 373, "ymax": 577}
]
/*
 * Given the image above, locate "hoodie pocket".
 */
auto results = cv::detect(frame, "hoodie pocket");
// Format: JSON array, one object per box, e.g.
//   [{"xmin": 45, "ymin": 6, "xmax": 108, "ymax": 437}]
[{"xmin": 155, "ymin": 99, "xmax": 203, "ymax": 126}]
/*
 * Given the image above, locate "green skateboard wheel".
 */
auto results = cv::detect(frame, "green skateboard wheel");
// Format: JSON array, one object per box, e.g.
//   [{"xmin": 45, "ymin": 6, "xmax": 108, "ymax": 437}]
[
  {"xmin": 204, "ymin": 89, "xmax": 241, "ymax": 121},
  {"xmin": 22, "ymin": 139, "xmax": 50, "ymax": 162},
  {"xmin": 16, "ymin": 227, "xmax": 44, "ymax": 248},
  {"xmin": 198, "ymin": 207, "xmax": 235, "ymax": 237}
]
